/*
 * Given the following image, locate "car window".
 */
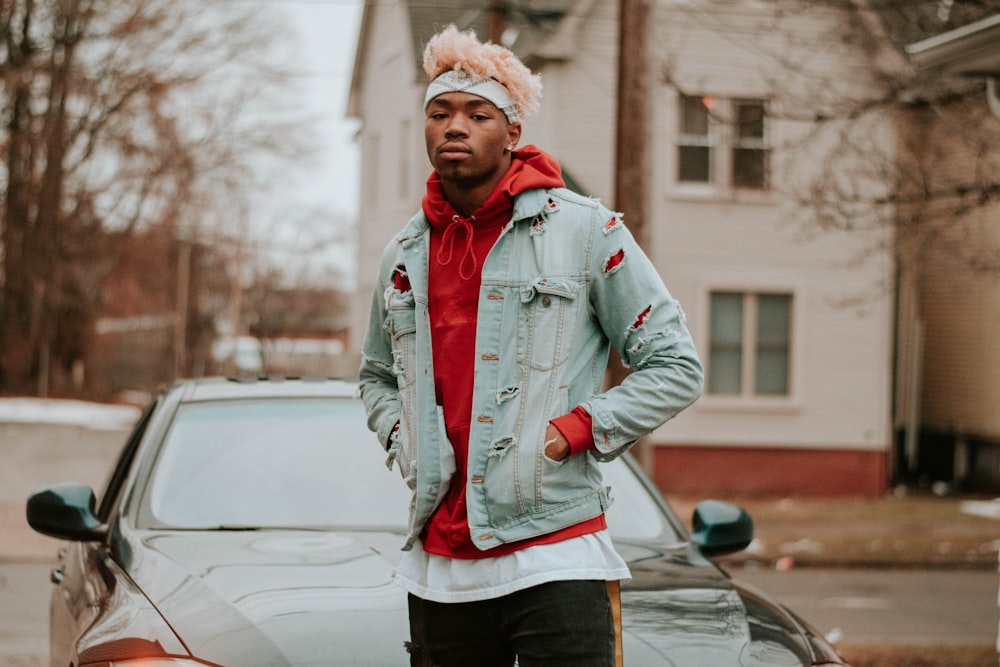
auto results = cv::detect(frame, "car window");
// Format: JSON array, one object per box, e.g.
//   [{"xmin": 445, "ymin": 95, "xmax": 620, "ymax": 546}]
[
  {"xmin": 602, "ymin": 456, "xmax": 684, "ymax": 546},
  {"xmin": 142, "ymin": 398, "xmax": 411, "ymax": 530},
  {"xmin": 97, "ymin": 399, "xmax": 157, "ymax": 522}
]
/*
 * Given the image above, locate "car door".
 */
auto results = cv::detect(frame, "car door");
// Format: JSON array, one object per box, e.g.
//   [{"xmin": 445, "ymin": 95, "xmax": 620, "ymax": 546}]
[{"xmin": 48, "ymin": 399, "xmax": 156, "ymax": 667}]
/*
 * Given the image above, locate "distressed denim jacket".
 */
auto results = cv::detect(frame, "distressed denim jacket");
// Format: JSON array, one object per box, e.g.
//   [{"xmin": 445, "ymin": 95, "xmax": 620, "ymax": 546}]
[{"xmin": 360, "ymin": 187, "xmax": 703, "ymax": 551}]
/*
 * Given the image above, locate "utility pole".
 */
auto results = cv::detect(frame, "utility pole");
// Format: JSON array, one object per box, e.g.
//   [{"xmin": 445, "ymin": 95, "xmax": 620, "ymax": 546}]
[
  {"xmin": 611, "ymin": 0, "xmax": 653, "ymax": 469},
  {"xmin": 615, "ymin": 0, "xmax": 652, "ymax": 252},
  {"xmin": 609, "ymin": 0, "xmax": 652, "ymax": 386}
]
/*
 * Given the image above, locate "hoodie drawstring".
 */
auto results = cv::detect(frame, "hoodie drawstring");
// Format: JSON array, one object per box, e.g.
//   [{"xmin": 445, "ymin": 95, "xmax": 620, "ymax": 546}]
[{"xmin": 437, "ymin": 214, "xmax": 477, "ymax": 280}]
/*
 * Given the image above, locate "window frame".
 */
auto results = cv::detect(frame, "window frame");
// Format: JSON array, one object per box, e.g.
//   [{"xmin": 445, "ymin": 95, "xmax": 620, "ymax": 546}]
[
  {"xmin": 676, "ymin": 94, "xmax": 717, "ymax": 185},
  {"xmin": 671, "ymin": 93, "xmax": 773, "ymax": 197},
  {"xmin": 703, "ymin": 289, "xmax": 797, "ymax": 409}
]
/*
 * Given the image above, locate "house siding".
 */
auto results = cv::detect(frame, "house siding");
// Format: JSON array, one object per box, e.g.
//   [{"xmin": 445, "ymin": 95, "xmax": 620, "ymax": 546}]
[
  {"xmin": 532, "ymin": 2, "xmax": 618, "ymax": 202},
  {"xmin": 894, "ymin": 89, "xmax": 1000, "ymax": 488},
  {"xmin": 641, "ymin": 4, "xmax": 893, "ymax": 496},
  {"xmin": 910, "ymin": 101, "xmax": 1000, "ymax": 437}
]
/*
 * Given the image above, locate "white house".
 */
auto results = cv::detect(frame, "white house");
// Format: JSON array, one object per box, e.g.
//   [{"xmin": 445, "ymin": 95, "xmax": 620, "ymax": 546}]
[{"xmin": 347, "ymin": 0, "xmax": 896, "ymax": 497}]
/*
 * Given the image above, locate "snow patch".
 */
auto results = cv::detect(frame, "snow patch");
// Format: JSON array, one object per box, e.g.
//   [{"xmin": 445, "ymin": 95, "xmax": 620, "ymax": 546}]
[{"xmin": 0, "ymin": 399, "xmax": 141, "ymax": 431}]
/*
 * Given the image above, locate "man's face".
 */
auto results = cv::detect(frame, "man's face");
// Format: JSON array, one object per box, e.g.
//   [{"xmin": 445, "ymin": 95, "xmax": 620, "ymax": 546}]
[{"xmin": 425, "ymin": 92, "xmax": 521, "ymax": 189}]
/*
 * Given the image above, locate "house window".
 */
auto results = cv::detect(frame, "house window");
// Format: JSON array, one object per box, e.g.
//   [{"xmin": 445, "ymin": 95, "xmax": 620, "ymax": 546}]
[
  {"xmin": 677, "ymin": 95, "xmax": 714, "ymax": 183},
  {"xmin": 708, "ymin": 291, "xmax": 791, "ymax": 396},
  {"xmin": 732, "ymin": 99, "xmax": 768, "ymax": 189},
  {"xmin": 675, "ymin": 95, "xmax": 770, "ymax": 191}
]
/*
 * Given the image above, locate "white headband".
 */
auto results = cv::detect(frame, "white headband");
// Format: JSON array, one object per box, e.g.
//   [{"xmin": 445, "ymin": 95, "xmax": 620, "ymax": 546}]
[{"xmin": 424, "ymin": 70, "xmax": 520, "ymax": 123}]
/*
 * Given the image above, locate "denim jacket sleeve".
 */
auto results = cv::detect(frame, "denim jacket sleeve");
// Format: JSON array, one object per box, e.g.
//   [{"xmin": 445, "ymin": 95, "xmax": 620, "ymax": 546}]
[
  {"xmin": 583, "ymin": 211, "xmax": 704, "ymax": 461},
  {"xmin": 358, "ymin": 240, "xmax": 403, "ymax": 452}
]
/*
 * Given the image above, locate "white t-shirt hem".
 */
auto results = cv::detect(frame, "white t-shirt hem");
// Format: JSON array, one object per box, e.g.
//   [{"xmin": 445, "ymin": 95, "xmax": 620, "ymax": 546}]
[{"xmin": 393, "ymin": 530, "xmax": 631, "ymax": 604}]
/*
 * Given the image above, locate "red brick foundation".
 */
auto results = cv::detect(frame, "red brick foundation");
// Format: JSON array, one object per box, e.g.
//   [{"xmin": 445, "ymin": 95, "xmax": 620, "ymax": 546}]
[{"xmin": 648, "ymin": 445, "xmax": 889, "ymax": 498}]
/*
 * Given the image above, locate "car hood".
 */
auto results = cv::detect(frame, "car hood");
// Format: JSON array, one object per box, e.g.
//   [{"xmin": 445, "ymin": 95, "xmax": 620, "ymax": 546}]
[
  {"xmin": 118, "ymin": 530, "xmax": 833, "ymax": 667},
  {"xmin": 122, "ymin": 528, "xmax": 411, "ymax": 666},
  {"xmin": 617, "ymin": 542, "xmax": 834, "ymax": 666}
]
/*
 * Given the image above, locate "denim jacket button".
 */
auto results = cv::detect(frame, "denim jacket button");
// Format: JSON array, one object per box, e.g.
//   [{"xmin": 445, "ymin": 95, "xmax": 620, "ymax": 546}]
[{"xmin": 542, "ymin": 296, "xmax": 552, "ymax": 307}]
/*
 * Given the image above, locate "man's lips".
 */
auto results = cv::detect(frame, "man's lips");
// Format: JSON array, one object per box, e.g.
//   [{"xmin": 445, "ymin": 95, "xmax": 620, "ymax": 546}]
[{"xmin": 438, "ymin": 144, "xmax": 471, "ymax": 160}]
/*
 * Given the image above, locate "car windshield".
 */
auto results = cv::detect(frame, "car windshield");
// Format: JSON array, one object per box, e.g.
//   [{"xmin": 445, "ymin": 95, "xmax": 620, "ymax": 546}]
[{"xmin": 140, "ymin": 397, "xmax": 683, "ymax": 544}]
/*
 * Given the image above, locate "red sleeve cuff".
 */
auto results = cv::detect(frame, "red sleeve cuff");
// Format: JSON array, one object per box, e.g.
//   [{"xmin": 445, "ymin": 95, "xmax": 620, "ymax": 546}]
[{"xmin": 550, "ymin": 406, "xmax": 596, "ymax": 456}]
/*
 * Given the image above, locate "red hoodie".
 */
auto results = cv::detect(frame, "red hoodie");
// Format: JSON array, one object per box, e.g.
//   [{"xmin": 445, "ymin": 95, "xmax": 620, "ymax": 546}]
[{"xmin": 421, "ymin": 145, "xmax": 604, "ymax": 559}]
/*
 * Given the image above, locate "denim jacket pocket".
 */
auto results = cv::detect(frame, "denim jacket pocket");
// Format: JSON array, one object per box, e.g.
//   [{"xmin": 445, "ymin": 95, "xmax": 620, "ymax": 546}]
[{"xmin": 516, "ymin": 277, "xmax": 580, "ymax": 371}]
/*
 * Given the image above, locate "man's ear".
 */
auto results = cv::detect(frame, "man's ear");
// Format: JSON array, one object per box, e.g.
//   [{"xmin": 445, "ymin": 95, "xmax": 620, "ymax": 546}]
[{"xmin": 507, "ymin": 122, "xmax": 522, "ymax": 150}]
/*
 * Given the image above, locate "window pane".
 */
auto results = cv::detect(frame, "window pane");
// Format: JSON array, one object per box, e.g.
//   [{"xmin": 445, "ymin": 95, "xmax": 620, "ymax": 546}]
[
  {"xmin": 709, "ymin": 349, "xmax": 742, "ymax": 394},
  {"xmin": 680, "ymin": 95, "xmax": 710, "ymax": 135},
  {"xmin": 735, "ymin": 101, "xmax": 764, "ymax": 139},
  {"xmin": 678, "ymin": 95, "xmax": 712, "ymax": 183},
  {"xmin": 755, "ymin": 294, "xmax": 790, "ymax": 395},
  {"xmin": 679, "ymin": 146, "xmax": 710, "ymax": 182},
  {"xmin": 709, "ymin": 292, "xmax": 743, "ymax": 395},
  {"xmin": 757, "ymin": 294, "xmax": 790, "ymax": 343},
  {"xmin": 756, "ymin": 349, "xmax": 788, "ymax": 395},
  {"xmin": 733, "ymin": 148, "xmax": 769, "ymax": 189},
  {"xmin": 732, "ymin": 100, "xmax": 768, "ymax": 190},
  {"xmin": 603, "ymin": 458, "xmax": 684, "ymax": 545}
]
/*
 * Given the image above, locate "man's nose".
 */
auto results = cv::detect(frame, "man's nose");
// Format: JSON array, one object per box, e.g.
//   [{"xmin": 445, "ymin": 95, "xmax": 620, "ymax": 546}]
[{"xmin": 445, "ymin": 115, "xmax": 469, "ymax": 137}]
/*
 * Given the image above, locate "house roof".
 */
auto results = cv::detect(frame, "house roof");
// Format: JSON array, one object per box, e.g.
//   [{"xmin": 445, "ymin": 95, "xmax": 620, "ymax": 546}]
[
  {"xmin": 406, "ymin": 0, "xmax": 578, "ymax": 68},
  {"xmin": 348, "ymin": 0, "xmax": 582, "ymax": 119},
  {"xmin": 906, "ymin": 13, "xmax": 1000, "ymax": 77}
]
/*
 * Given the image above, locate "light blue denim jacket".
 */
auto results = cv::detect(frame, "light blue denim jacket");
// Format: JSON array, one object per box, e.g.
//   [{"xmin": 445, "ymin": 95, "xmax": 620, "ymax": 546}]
[{"xmin": 360, "ymin": 187, "xmax": 703, "ymax": 551}]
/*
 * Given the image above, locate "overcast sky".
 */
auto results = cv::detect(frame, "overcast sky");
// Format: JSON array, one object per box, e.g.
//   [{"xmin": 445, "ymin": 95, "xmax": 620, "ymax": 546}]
[
  {"xmin": 244, "ymin": 0, "xmax": 363, "ymax": 287},
  {"xmin": 281, "ymin": 1, "xmax": 363, "ymax": 217}
]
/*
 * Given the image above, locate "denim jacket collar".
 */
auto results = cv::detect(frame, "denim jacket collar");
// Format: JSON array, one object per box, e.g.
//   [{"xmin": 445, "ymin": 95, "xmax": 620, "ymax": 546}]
[{"xmin": 397, "ymin": 187, "xmax": 556, "ymax": 243}]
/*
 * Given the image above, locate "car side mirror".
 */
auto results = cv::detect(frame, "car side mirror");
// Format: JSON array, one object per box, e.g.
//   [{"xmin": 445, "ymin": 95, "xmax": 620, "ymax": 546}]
[
  {"xmin": 26, "ymin": 483, "xmax": 108, "ymax": 542},
  {"xmin": 691, "ymin": 500, "xmax": 754, "ymax": 557}
]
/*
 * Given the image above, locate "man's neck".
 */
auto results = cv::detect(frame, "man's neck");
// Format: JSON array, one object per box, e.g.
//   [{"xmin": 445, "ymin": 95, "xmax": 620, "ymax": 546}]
[{"xmin": 440, "ymin": 159, "xmax": 512, "ymax": 218}]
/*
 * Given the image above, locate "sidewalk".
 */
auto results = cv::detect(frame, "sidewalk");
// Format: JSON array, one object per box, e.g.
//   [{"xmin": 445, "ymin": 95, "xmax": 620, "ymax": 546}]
[{"xmin": 667, "ymin": 488, "xmax": 1000, "ymax": 570}]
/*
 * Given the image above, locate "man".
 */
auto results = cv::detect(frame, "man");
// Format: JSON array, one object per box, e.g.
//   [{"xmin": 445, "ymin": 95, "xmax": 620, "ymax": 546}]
[{"xmin": 360, "ymin": 25, "xmax": 703, "ymax": 667}]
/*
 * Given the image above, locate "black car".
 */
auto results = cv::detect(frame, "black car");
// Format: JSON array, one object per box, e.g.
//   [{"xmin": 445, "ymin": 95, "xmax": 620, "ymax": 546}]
[{"xmin": 27, "ymin": 377, "xmax": 848, "ymax": 666}]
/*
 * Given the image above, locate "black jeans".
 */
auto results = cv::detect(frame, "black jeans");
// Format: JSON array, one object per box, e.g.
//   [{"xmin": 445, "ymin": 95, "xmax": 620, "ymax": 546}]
[{"xmin": 406, "ymin": 580, "xmax": 619, "ymax": 667}]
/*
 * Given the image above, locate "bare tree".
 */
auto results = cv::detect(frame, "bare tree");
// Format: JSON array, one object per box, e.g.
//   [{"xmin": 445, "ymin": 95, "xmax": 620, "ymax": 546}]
[
  {"xmin": 0, "ymin": 0, "xmax": 313, "ymax": 395},
  {"xmin": 655, "ymin": 0, "xmax": 1000, "ymax": 296},
  {"xmin": 791, "ymin": 0, "xmax": 1000, "ymax": 279}
]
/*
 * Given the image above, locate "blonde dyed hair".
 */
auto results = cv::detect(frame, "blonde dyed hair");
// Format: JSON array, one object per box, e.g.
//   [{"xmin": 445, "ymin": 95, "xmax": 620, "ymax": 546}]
[{"xmin": 422, "ymin": 25, "xmax": 542, "ymax": 119}]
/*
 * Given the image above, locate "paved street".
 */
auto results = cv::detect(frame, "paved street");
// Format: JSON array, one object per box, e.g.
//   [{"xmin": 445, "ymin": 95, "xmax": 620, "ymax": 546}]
[
  {"xmin": 730, "ymin": 565, "xmax": 999, "ymax": 646},
  {"xmin": 0, "ymin": 562, "xmax": 55, "ymax": 667}
]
